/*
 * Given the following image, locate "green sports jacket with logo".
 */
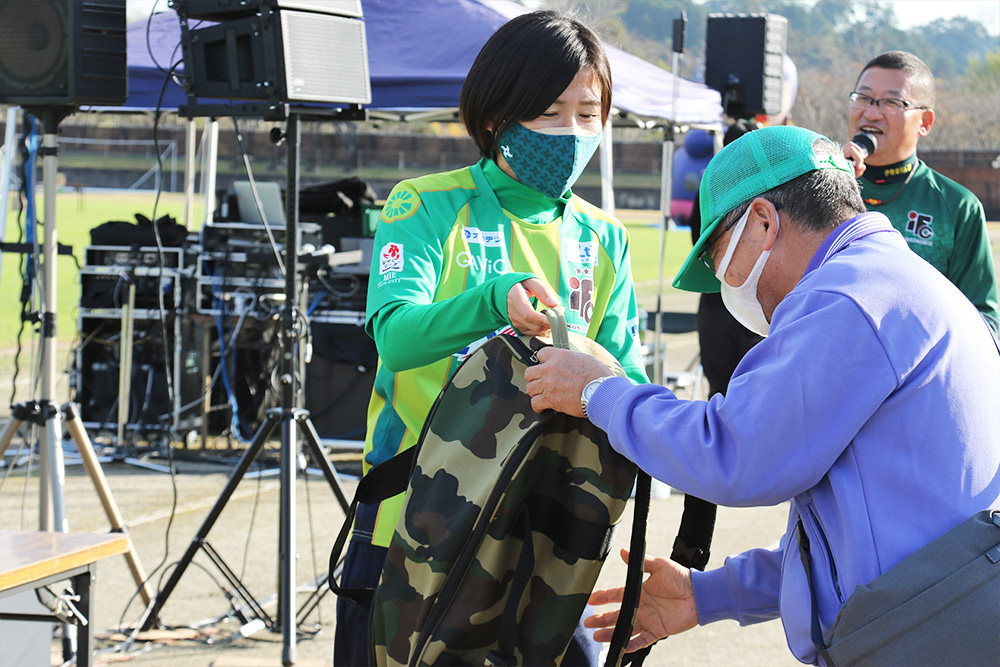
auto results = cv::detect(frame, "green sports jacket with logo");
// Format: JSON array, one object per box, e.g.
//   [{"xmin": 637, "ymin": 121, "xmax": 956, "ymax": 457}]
[
  {"xmin": 860, "ymin": 159, "xmax": 999, "ymax": 333},
  {"xmin": 357, "ymin": 158, "xmax": 648, "ymax": 548}
]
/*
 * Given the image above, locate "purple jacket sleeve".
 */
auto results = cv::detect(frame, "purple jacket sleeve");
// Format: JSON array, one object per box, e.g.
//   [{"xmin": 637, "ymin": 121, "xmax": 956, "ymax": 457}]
[{"xmin": 692, "ymin": 543, "xmax": 785, "ymax": 625}]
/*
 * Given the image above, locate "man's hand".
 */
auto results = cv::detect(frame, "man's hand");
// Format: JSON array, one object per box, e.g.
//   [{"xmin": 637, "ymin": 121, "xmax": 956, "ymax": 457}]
[
  {"xmin": 843, "ymin": 142, "xmax": 868, "ymax": 179},
  {"xmin": 508, "ymin": 277, "xmax": 559, "ymax": 336},
  {"xmin": 584, "ymin": 549, "xmax": 699, "ymax": 652},
  {"xmin": 523, "ymin": 347, "xmax": 615, "ymax": 417}
]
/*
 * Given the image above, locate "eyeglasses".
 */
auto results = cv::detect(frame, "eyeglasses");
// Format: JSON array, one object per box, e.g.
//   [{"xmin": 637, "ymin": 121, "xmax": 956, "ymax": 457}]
[
  {"xmin": 698, "ymin": 222, "xmax": 735, "ymax": 273},
  {"xmin": 848, "ymin": 92, "xmax": 928, "ymax": 113},
  {"xmin": 697, "ymin": 201, "xmax": 782, "ymax": 273}
]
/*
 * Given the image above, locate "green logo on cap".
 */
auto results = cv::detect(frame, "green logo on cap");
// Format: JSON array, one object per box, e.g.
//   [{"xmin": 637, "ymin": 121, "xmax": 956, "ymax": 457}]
[{"xmin": 818, "ymin": 153, "xmax": 853, "ymax": 174}]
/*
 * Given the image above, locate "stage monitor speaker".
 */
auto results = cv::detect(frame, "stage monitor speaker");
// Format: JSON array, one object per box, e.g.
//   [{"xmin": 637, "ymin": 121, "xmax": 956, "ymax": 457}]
[
  {"xmin": 75, "ymin": 318, "xmax": 177, "ymax": 433},
  {"xmin": 704, "ymin": 13, "xmax": 787, "ymax": 118},
  {"xmin": 0, "ymin": 0, "xmax": 127, "ymax": 108},
  {"xmin": 177, "ymin": 0, "xmax": 362, "ymax": 20},
  {"xmin": 304, "ymin": 322, "xmax": 376, "ymax": 441},
  {"xmin": 183, "ymin": 7, "xmax": 371, "ymax": 105}
]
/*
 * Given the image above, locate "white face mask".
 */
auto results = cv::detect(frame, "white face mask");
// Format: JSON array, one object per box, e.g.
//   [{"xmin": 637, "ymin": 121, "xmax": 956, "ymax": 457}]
[{"xmin": 713, "ymin": 203, "xmax": 779, "ymax": 336}]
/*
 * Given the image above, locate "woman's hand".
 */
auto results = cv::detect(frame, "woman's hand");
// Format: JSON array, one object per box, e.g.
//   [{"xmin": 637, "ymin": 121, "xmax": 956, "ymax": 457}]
[
  {"xmin": 584, "ymin": 549, "xmax": 699, "ymax": 652},
  {"xmin": 507, "ymin": 277, "xmax": 559, "ymax": 336}
]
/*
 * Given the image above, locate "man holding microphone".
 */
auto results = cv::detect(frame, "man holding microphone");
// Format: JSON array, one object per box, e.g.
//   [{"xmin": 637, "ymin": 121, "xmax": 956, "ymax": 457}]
[{"xmin": 843, "ymin": 51, "xmax": 998, "ymax": 334}]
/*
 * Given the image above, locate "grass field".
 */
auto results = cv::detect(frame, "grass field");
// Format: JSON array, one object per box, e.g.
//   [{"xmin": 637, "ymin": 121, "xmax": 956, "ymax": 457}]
[
  {"xmin": 2, "ymin": 190, "xmax": 205, "ymax": 348},
  {"xmin": 1, "ymin": 189, "xmax": 692, "ymax": 350}
]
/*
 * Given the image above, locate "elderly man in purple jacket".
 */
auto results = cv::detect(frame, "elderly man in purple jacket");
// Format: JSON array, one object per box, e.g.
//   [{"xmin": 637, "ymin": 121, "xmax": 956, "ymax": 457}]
[{"xmin": 524, "ymin": 125, "xmax": 1000, "ymax": 665}]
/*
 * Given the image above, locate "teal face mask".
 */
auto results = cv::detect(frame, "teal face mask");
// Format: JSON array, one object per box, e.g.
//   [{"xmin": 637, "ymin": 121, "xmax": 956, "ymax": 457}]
[{"xmin": 496, "ymin": 123, "xmax": 603, "ymax": 199}]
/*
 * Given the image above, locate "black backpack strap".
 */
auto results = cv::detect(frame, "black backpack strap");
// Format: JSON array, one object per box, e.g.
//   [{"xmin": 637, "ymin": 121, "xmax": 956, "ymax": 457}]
[
  {"xmin": 606, "ymin": 471, "xmax": 652, "ymax": 667},
  {"xmin": 327, "ymin": 447, "xmax": 416, "ymax": 606},
  {"xmin": 618, "ymin": 490, "xmax": 717, "ymax": 666},
  {"xmin": 671, "ymin": 494, "xmax": 717, "ymax": 571}
]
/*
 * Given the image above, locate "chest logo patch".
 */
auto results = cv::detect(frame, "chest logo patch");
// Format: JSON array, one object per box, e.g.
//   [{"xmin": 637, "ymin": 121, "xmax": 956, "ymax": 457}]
[
  {"xmin": 463, "ymin": 227, "xmax": 505, "ymax": 247},
  {"xmin": 906, "ymin": 210, "xmax": 934, "ymax": 242},
  {"xmin": 568, "ymin": 240, "xmax": 598, "ymax": 265},
  {"xmin": 569, "ymin": 276, "xmax": 595, "ymax": 323},
  {"xmin": 456, "ymin": 251, "xmax": 508, "ymax": 275}
]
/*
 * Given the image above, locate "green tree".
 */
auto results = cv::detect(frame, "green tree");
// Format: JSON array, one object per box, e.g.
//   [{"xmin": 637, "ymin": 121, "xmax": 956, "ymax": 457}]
[
  {"xmin": 539, "ymin": 0, "xmax": 997, "ymax": 148},
  {"xmin": 919, "ymin": 18, "xmax": 998, "ymax": 78}
]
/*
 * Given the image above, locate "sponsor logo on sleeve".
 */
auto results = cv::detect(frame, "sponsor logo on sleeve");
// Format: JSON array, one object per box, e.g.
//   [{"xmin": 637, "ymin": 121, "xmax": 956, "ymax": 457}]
[
  {"xmin": 627, "ymin": 316, "xmax": 640, "ymax": 341},
  {"xmin": 379, "ymin": 242, "xmax": 404, "ymax": 275}
]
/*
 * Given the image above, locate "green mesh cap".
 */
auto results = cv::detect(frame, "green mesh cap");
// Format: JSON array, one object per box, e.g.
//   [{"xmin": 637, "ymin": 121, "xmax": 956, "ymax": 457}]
[{"xmin": 673, "ymin": 125, "xmax": 854, "ymax": 293}]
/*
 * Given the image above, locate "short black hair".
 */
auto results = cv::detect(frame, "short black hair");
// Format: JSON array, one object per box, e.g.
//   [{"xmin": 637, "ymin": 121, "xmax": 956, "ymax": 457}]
[
  {"xmin": 460, "ymin": 10, "xmax": 613, "ymax": 158},
  {"xmin": 857, "ymin": 51, "xmax": 935, "ymax": 108}
]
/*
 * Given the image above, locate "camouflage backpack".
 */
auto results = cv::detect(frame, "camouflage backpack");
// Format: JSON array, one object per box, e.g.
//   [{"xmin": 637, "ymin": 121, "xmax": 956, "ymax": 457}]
[{"xmin": 329, "ymin": 309, "xmax": 651, "ymax": 667}]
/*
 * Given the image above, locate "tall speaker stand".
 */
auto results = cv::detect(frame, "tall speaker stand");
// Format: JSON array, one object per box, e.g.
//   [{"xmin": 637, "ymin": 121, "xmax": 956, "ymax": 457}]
[
  {"xmin": 137, "ymin": 112, "xmax": 351, "ymax": 666},
  {"xmin": 653, "ymin": 21, "xmax": 686, "ymax": 384},
  {"xmin": 0, "ymin": 107, "xmax": 153, "ymax": 662},
  {"xmin": 36, "ymin": 108, "xmax": 66, "ymax": 535}
]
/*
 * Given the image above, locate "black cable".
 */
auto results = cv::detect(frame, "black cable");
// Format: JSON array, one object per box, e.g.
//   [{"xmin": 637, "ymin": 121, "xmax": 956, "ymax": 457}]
[
  {"xmin": 9, "ymin": 112, "xmax": 35, "ymax": 408},
  {"xmin": 149, "ymin": 60, "xmax": 184, "ymax": 448},
  {"xmin": 237, "ymin": 466, "xmax": 265, "ymax": 581},
  {"xmin": 106, "ymin": 58, "xmax": 186, "ymax": 648},
  {"xmin": 231, "ymin": 116, "xmax": 286, "ymax": 276},
  {"xmin": 115, "ymin": 441, "xmax": 180, "ymax": 643},
  {"xmin": 10, "ymin": 210, "xmax": 27, "ymax": 408},
  {"xmin": 144, "ymin": 0, "xmax": 169, "ymax": 75},
  {"xmin": 0, "ymin": 421, "xmax": 34, "ymax": 531},
  {"xmin": 302, "ymin": 463, "xmax": 325, "ymax": 626},
  {"xmin": 316, "ymin": 268, "xmax": 360, "ymax": 299}
]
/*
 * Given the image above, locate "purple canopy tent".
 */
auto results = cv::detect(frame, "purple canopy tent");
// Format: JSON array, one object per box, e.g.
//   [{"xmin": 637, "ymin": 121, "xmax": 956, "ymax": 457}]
[{"xmin": 124, "ymin": 0, "xmax": 721, "ymax": 126}]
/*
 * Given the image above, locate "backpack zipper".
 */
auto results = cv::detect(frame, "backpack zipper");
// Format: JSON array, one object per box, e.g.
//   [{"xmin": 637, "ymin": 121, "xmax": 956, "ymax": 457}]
[
  {"xmin": 411, "ymin": 418, "xmax": 551, "ymax": 666},
  {"xmin": 410, "ymin": 336, "xmax": 548, "ymax": 665}
]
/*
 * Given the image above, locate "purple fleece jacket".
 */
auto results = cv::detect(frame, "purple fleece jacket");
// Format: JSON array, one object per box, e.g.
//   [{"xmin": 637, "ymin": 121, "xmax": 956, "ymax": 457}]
[{"xmin": 585, "ymin": 212, "xmax": 1000, "ymax": 664}]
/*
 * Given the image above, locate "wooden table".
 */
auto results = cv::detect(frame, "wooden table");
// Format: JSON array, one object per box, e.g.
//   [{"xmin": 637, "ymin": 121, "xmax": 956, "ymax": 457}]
[{"xmin": 0, "ymin": 530, "xmax": 128, "ymax": 667}]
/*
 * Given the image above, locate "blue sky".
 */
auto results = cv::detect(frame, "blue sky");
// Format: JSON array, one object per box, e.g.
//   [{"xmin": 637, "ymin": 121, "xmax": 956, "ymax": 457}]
[
  {"xmin": 125, "ymin": 1, "xmax": 1000, "ymax": 37},
  {"xmin": 880, "ymin": 0, "xmax": 999, "ymax": 35}
]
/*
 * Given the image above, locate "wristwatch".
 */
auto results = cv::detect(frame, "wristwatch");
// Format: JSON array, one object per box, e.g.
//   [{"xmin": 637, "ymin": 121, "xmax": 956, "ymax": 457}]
[{"xmin": 580, "ymin": 376, "xmax": 615, "ymax": 419}]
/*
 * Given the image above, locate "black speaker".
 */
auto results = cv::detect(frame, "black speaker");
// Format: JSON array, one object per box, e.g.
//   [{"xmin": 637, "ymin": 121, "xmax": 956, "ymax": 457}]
[
  {"xmin": 181, "ymin": 5, "xmax": 370, "ymax": 105},
  {"xmin": 705, "ymin": 13, "xmax": 787, "ymax": 118},
  {"xmin": 304, "ymin": 322, "xmax": 376, "ymax": 441},
  {"xmin": 0, "ymin": 0, "xmax": 127, "ymax": 108},
  {"xmin": 178, "ymin": 0, "xmax": 362, "ymax": 20},
  {"xmin": 75, "ymin": 318, "xmax": 175, "ymax": 433}
]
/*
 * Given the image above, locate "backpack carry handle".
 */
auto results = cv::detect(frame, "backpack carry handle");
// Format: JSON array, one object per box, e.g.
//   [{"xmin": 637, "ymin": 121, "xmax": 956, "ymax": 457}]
[{"xmin": 544, "ymin": 307, "xmax": 570, "ymax": 350}]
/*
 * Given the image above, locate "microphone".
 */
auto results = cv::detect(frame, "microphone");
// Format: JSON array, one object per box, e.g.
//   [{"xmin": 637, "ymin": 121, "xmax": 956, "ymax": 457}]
[{"xmin": 852, "ymin": 132, "xmax": 877, "ymax": 159}]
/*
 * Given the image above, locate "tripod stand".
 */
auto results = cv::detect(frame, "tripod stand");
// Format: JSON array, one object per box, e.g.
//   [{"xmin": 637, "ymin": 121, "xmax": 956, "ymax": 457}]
[
  {"xmin": 137, "ymin": 111, "xmax": 353, "ymax": 666},
  {"xmin": 0, "ymin": 107, "xmax": 153, "ymax": 661}
]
